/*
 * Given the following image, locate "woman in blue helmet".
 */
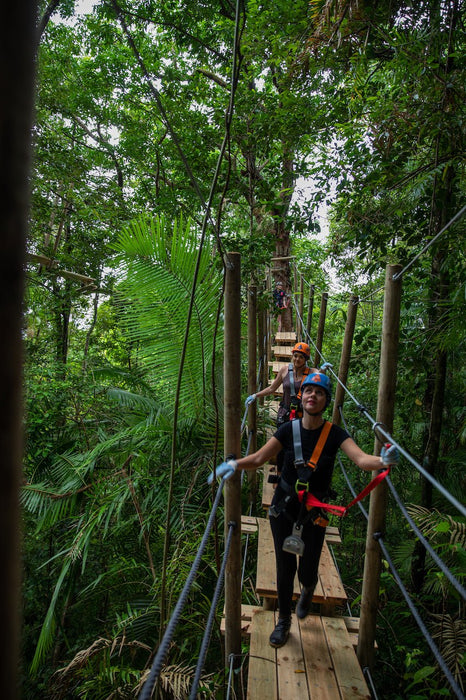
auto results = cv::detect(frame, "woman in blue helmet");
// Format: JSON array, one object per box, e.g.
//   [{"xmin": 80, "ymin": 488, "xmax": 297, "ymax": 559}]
[{"xmin": 209, "ymin": 372, "xmax": 399, "ymax": 648}]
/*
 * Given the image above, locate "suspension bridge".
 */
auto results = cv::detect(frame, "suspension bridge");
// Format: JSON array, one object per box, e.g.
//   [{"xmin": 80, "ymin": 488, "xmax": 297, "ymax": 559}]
[{"xmin": 137, "ymin": 252, "xmax": 465, "ymax": 700}]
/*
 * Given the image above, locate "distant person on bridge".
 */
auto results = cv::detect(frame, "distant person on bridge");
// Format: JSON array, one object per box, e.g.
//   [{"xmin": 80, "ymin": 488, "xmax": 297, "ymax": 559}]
[
  {"xmin": 245, "ymin": 342, "xmax": 318, "ymax": 474},
  {"xmin": 210, "ymin": 372, "xmax": 399, "ymax": 648},
  {"xmin": 272, "ymin": 281, "xmax": 289, "ymax": 332}
]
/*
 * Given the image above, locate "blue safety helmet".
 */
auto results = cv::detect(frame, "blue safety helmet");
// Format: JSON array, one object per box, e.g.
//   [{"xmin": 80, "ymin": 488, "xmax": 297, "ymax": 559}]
[{"xmin": 301, "ymin": 372, "xmax": 332, "ymax": 407}]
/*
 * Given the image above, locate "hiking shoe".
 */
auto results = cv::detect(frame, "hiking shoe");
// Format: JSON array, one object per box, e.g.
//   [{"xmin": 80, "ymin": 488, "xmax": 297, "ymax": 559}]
[
  {"xmin": 269, "ymin": 616, "xmax": 291, "ymax": 648},
  {"xmin": 296, "ymin": 586, "xmax": 313, "ymax": 619}
]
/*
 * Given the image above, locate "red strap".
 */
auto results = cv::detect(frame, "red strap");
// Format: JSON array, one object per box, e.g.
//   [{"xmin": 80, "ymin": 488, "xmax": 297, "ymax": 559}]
[{"xmin": 298, "ymin": 468, "xmax": 390, "ymax": 517}]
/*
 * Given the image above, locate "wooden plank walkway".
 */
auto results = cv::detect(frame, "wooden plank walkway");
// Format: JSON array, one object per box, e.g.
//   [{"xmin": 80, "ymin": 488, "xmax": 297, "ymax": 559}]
[
  {"xmin": 240, "ymin": 330, "xmax": 370, "ymax": 698},
  {"xmin": 254, "ymin": 517, "xmax": 347, "ymax": 612},
  {"xmin": 220, "ymin": 605, "xmax": 366, "ymax": 652},
  {"xmin": 247, "ymin": 609, "xmax": 371, "ymax": 700}
]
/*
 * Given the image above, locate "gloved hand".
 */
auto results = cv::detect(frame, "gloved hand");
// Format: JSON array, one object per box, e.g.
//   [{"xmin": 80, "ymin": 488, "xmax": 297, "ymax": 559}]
[
  {"xmin": 380, "ymin": 443, "xmax": 399, "ymax": 466},
  {"xmin": 207, "ymin": 459, "xmax": 238, "ymax": 485},
  {"xmin": 320, "ymin": 362, "xmax": 333, "ymax": 372},
  {"xmin": 245, "ymin": 394, "xmax": 256, "ymax": 407}
]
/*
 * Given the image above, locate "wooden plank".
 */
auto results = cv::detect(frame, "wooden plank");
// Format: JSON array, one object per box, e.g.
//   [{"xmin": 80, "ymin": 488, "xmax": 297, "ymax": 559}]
[
  {"xmin": 268, "ymin": 361, "xmax": 290, "ymax": 373},
  {"xmin": 343, "ymin": 617, "xmax": 360, "ymax": 634},
  {"xmin": 241, "ymin": 515, "xmax": 259, "ymax": 533},
  {"xmin": 262, "ymin": 464, "xmax": 279, "ymax": 509},
  {"xmin": 256, "ymin": 517, "xmax": 280, "ymax": 598},
  {"xmin": 247, "ymin": 610, "xmax": 278, "ymax": 700},
  {"xmin": 341, "ymin": 617, "xmax": 377, "ymax": 650},
  {"xmin": 255, "ymin": 518, "xmax": 337, "ymax": 604},
  {"xmin": 276, "ymin": 614, "xmax": 310, "ymax": 699},
  {"xmin": 220, "ymin": 604, "xmax": 262, "ymax": 636},
  {"xmin": 272, "ymin": 345, "xmax": 293, "ymax": 358},
  {"xmin": 300, "ymin": 614, "xmax": 341, "ymax": 700},
  {"xmin": 322, "ymin": 617, "xmax": 371, "ymax": 699},
  {"xmin": 275, "ymin": 332, "xmax": 297, "ymax": 342},
  {"xmin": 318, "ymin": 541, "xmax": 347, "ymax": 608}
]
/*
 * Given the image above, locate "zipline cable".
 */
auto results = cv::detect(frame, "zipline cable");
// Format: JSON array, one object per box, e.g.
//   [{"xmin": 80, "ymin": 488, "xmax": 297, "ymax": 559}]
[
  {"xmin": 138, "ymin": 477, "xmax": 229, "ymax": 700},
  {"xmin": 386, "ymin": 475, "xmax": 466, "ymax": 599},
  {"xmin": 188, "ymin": 521, "xmax": 236, "ymax": 700},
  {"xmin": 338, "ymin": 409, "xmax": 465, "ymax": 598}
]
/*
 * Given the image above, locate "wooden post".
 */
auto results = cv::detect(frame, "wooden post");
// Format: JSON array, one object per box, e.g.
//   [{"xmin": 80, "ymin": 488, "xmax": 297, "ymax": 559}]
[
  {"xmin": 306, "ymin": 284, "xmax": 315, "ymax": 339},
  {"xmin": 298, "ymin": 275, "xmax": 304, "ymax": 339},
  {"xmin": 2, "ymin": 4, "xmax": 37, "ymax": 698},
  {"xmin": 313, "ymin": 292, "xmax": 328, "ymax": 367},
  {"xmin": 261, "ymin": 309, "xmax": 269, "ymax": 406},
  {"xmin": 357, "ymin": 264, "xmax": 402, "ymax": 669},
  {"xmin": 332, "ymin": 294, "xmax": 359, "ymax": 426},
  {"xmin": 247, "ymin": 285, "xmax": 257, "ymax": 500},
  {"xmin": 257, "ymin": 303, "xmax": 265, "ymax": 403},
  {"xmin": 223, "ymin": 252, "xmax": 242, "ymax": 667}
]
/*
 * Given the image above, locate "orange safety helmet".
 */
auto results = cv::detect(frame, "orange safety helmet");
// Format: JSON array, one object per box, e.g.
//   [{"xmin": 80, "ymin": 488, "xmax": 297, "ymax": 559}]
[{"xmin": 292, "ymin": 342, "xmax": 310, "ymax": 358}]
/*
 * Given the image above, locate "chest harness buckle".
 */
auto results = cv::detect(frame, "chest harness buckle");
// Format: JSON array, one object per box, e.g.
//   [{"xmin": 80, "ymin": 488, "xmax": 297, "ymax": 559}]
[{"xmin": 281, "ymin": 420, "xmax": 332, "ymax": 555}]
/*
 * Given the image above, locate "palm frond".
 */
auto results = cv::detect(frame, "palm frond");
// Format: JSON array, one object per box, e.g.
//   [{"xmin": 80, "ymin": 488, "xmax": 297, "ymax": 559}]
[
  {"xmin": 113, "ymin": 214, "xmax": 223, "ymax": 419},
  {"xmin": 429, "ymin": 612, "xmax": 466, "ymax": 690}
]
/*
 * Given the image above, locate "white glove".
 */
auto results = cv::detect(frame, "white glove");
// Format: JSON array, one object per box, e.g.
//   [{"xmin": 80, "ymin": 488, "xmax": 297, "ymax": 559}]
[
  {"xmin": 207, "ymin": 459, "xmax": 238, "ymax": 484},
  {"xmin": 380, "ymin": 443, "xmax": 399, "ymax": 466}
]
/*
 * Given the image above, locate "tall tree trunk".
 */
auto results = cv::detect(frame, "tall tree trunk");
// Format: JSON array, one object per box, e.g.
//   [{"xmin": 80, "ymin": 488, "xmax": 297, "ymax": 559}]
[
  {"xmin": 411, "ymin": 0, "xmax": 459, "ymax": 592},
  {"xmin": 1, "ymin": 2, "xmax": 38, "ymax": 698}
]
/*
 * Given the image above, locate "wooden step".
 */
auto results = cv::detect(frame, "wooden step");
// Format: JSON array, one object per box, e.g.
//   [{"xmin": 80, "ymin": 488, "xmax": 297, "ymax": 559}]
[
  {"xmin": 242, "ymin": 513, "xmax": 341, "ymax": 545},
  {"xmin": 246, "ymin": 610, "xmax": 371, "ymax": 700},
  {"xmin": 219, "ymin": 605, "xmax": 376, "ymax": 652},
  {"xmin": 274, "ymin": 332, "xmax": 297, "ymax": 343},
  {"xmin": 220, "ymin": 604, "xmax": 262, "ymax": 636},
  {"xmin": 271, "ymin": 345, "xmax": 293, "ymax": 358},
  {"xmin": 268, "ymin": 360, "xmax": 289, "ymax": 372},
  {"xmin": 254, "ymin": 517, "xmax": 347, "ymax": 613}
]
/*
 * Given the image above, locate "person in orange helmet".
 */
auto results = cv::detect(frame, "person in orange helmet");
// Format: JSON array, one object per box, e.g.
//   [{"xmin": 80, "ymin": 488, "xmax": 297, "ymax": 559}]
[
  {"xmin": 246, "ymin": 342, "xmax": 315, "ymax": 423},
  {"xmin": 246, "ymin": 341, "xmax": 318, "ymax": 473}
]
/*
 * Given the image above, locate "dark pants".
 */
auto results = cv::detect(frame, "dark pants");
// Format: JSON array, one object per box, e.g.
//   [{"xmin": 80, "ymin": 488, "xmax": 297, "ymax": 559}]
[{"xmin": 269, "ymin": 511, "xmax": 325, "ymax": 617}]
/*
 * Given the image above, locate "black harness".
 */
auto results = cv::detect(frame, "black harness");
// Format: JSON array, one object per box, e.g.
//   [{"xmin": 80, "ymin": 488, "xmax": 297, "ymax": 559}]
[{"xmin": 269, "ymin": 420, "xmax": 332, "ymax": 530}]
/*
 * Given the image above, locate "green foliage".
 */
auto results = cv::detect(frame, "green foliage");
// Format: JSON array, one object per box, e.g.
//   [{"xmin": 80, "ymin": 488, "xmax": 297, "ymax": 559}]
[
  {"xmin": 22, "ymin": 1, "xmax": 466, "ymax": 697},
  {"xmin": 114, "ymin": 214, "xmax": 224, "ymax": 419}
]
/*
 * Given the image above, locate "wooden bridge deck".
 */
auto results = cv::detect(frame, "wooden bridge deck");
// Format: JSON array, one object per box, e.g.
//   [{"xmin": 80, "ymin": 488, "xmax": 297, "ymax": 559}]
[
  {"xmin": 247, "ymin": 610, "xmax": 371, "ymax": 700},
  {"xmin": 253, "ymin": 516, "xmax": 347, "ymax": 614},
  {"xmin": 236, "ymin": 331, "xmax": 371, "ymax": 698}
]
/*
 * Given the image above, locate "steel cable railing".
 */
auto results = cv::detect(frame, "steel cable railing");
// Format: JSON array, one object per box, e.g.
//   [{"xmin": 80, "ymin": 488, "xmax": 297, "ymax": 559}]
[
  {"xmin": 336, "ymin": 410, "xmax": 465, "ymax": 698},
  {"xmin": 188, "ymin": 521, "xmax": 236, "ymax": 699},
  {"xmin": 138, "ymin": 477, "xmax": 230, "ymax": 700}
]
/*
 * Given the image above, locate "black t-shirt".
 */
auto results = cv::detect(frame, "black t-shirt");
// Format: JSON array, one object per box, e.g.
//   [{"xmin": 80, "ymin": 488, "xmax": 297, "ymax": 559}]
[{"xmin": 273, "ymin": 419, "xmax": 350, "ymax": 498}]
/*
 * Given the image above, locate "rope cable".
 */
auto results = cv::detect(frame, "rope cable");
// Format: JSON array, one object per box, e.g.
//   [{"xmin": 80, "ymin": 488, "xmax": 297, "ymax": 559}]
[
  {"xmin": 296, "ymin": 312, "xmax": 466, "ymax": 518},
  {"xmin": 138, "ymin": 478, "xmax": 228, "ymax": 700},
  {"xmin": 363, "ymin": 666, "xmax": 380, "ymax": 700},
  {"xmin": 336, "ymin": 454, "xmax": 464, "ymax": 698},
  {"xmin": 337, "ymin": 411, "xmax": 465, "ymax": 696},
  {"xmin": 375, "ymin": 533, "xmax": 465, "ymax": 700},
  {"xmin": 188, "ymin": 522, "xmax": 236, "ymax": 700},
  {"xmin": 386, "ymin": 475, "xmax": 466, "ymax": 599},
  {"xmin": 338, "ymin": 410, "xmax": 465, "ymax": 598}
]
